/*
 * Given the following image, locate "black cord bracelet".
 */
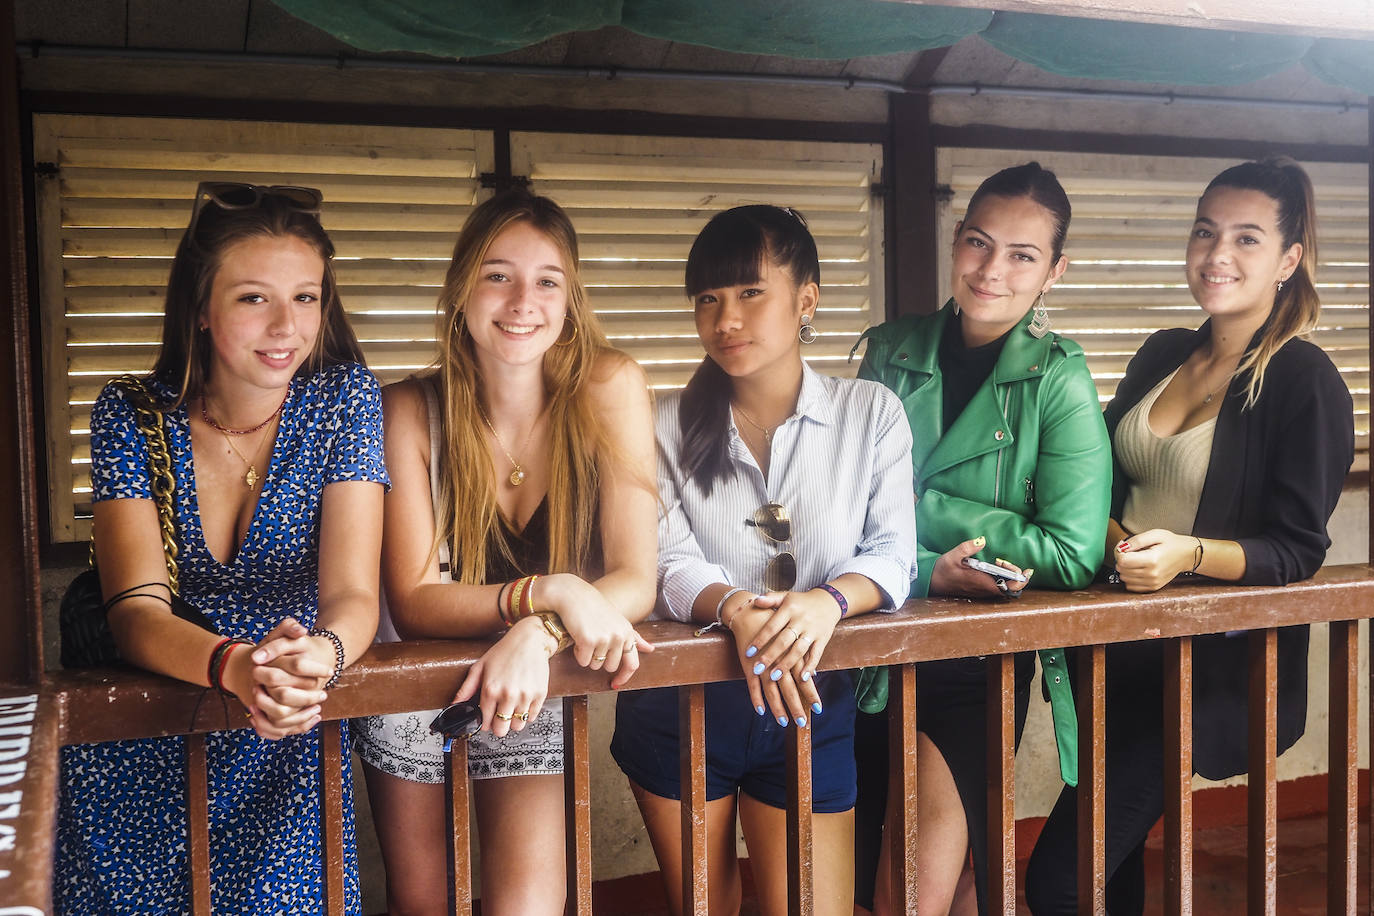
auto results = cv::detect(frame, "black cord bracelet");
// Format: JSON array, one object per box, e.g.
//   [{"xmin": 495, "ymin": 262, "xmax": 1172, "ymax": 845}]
[{"xmin": 309, "ymin": 627, "xmax": 346, "ymax": 689}]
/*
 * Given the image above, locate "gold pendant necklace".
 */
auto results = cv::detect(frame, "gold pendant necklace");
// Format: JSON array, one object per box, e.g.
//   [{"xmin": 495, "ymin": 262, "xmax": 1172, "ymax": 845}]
[
  {"xmin": 202, "ymin": 394, "xmax": 285, "ymax": 487},
  {"xmin": 733, "ymin": 403, "xmax": 779, "ymax": 444},
  {"xmin": 478, "ymin": 404, "xmax": 542, "ymax": 487},
  {"xmin": 220, "ymin": 429, "xmax": 269, "ymax": 489}
]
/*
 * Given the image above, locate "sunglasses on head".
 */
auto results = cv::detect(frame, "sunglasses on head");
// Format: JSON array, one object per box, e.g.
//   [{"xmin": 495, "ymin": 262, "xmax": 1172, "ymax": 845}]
[
  {"xmin": 746, "ymin": 502, "xmax": 797, "ymax": 591},
  {"xmin": 186, "ymin": 181, "xmax": 324, "ymax": 242}
]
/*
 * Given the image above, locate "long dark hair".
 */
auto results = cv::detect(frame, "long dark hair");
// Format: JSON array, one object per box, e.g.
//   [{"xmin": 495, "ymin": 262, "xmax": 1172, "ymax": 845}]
[
  {"xmin": 678, "ymin": 205, "xmax": 820, "ymax": 494},
  {"xmin": 149, "ymin": 194, "xmax": 363, "ymax": 408},
  {"xmin": 964, "ymin": 161, "xmax": 1072, "ymax": 261},
  {"xmin": 1200, "ymin": 157, "xmax": 1320, "ymax": 408}
]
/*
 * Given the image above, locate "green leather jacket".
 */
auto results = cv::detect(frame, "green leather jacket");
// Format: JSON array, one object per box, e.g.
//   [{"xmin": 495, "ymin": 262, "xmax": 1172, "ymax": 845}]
[{"xmin": 854, "ymin": 302, "xmax": 1112, "ymax": 785}]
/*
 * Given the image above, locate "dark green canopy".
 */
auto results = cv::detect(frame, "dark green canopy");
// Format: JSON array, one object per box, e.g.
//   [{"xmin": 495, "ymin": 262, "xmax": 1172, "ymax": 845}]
[{"xmin": 271, "ymin": 1, "xmax": 1373, "ymax": 95}]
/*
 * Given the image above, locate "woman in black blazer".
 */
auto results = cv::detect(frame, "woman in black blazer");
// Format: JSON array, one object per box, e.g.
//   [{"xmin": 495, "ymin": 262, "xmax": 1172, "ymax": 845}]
[{"xmin": 1025, "ymin": 157, "xmax": 1354, "ymax": 914}]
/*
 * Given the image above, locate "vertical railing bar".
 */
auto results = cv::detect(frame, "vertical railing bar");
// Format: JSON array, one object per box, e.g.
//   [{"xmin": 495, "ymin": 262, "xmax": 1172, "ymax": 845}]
[
  {"xmin": 319, "ymin": 720, "xmax": 345, "ymax": 916},
  {"xmin": 445, "ymin": 737, "xmax": 473, "ymax": 916},
  {"xmin": 1328, "ymin": 619, "xmax": 1359, "ymax": 915},
  {"xmin": 563, "ymin": 695, "xmax": 594, "ymax": 915},
  {"xmin": 185, "ymin": 733, "xmax": 212, "ymax": 915},
  {"xmin": 887, "ymin": 663, "xmax": 919, "ymax": 912},
  {"xmin": 1246, "ymin": 628, "xmax": 1278, "ymax": 916},
  {"xmin": 680, "ymin": 684, "xmax": 709, "ymax": 915},
  {"xmin": 986, "ymin": 653, "xmax": 1015, "ymax": 915},
  {"xmin": 1077, "ymin": 644, "xmax": 1106, "ymax": 916},
  {"xmin": 786, "ymin": 715, "xmax": 814, "ymax": 916},
  {"xmin": 1164, "ymin": 636, "xmax": 1193, "ymax": 916}
]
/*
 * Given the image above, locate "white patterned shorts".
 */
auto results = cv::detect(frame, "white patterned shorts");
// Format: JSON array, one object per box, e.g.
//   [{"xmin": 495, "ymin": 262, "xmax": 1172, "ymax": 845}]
[{"xmin": 352, "ymin": 705, "xmax": 564, "ymax": 784}]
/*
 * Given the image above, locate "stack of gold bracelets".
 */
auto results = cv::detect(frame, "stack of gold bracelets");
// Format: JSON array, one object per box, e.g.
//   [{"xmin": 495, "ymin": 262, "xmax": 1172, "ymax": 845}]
[{"xmin": 496, "ymin": 574, "xmax": 573, "ymax": 656}]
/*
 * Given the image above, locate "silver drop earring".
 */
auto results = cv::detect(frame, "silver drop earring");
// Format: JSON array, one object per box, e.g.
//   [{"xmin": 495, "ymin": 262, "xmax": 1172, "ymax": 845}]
[
  {"xmin": 1277, "ymin": 278, "xmax": 1286, "ymax": 292},
  {"xmin": 1027, "ymin": 291, "xmax": 1052, "ymax": 339},
  {"xmin": 798, "ymin": 314, "xmax": 818, "ymax": 345}
]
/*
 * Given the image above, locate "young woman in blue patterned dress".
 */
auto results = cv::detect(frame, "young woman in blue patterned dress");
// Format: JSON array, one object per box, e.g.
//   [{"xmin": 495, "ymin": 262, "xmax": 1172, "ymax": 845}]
[
  {"xmin": 55, "ymin": 184, "xmax": 387, "ymax": 914},
  {"xmin": 353, "ymin": 190, "xmax": 657, "ymax": 914}
]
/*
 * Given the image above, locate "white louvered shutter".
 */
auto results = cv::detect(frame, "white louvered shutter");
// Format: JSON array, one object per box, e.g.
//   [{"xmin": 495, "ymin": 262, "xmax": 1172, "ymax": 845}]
[
  {"xmin": 511, "ymin": 132, "xmax": 886, "ymax": 390},
  {"xmin": 936, "ymin": 148, "xmax": 1368, "ymax": 447},
  {"xmin": 34, "ymin": 114, "xmax": 493, "ymax": 540}
]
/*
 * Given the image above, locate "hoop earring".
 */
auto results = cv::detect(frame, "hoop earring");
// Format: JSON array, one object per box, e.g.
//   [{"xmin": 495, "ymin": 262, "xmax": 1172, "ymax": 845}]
[
  {"xmin": 797, "ymin": 315, "xmax": 818, "ymax": 345},
  {"xmin": 1027, "ymin": 292, "xmax": 1052, "ymax": 339},
  {"xmin": 554, "ymin": 315, "xmax": 579, "ymax": 347}
]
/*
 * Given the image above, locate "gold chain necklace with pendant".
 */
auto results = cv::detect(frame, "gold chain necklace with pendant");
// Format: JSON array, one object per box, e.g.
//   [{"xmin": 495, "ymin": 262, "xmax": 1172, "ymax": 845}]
[
  {"xmin": 202, "ymin": 396, "xmax": 284, "ymax": 489},
  {"xmin": 478, "ymin": 404, "xmax": 542, "ymax": 487},
  {"xmin": 733, "ymin": 402, "xmax": 780, "ymax": 444},
  {"xmin": 219, "ymin": 425, "xmax": 272, "ymax": 489}
]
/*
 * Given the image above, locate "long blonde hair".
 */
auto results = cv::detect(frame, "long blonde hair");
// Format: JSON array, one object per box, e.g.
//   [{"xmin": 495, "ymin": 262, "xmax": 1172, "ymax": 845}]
[
  {"xmin": 1201, "ymin": 157, "xmax": 1321, "ymax": 408},
  {"xmin": 433, "ymin": 191, "xmax": 611, "ymax": 583}
]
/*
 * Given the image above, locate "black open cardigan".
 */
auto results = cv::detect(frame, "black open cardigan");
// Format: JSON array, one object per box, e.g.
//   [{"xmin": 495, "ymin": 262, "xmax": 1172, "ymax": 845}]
[{"xmin": 1102, "ymin": 321, "xmax": 1354, "ymax": 779}]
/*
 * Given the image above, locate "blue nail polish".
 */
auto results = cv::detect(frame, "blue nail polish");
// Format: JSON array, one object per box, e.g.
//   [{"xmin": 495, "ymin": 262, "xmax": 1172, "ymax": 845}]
[
  {"xmin": 777, "ymin": 716, "xmax": 789, "ymax": 726},
  {"xmin": 756, "ymin": 705, "xmax": 766, "ymax": 716},
  {"xmin": 745, "ymin": 646, "xmax": 757, "ymax": 658},
  {"xmin": 770, "ymin": 668, "xmax": 782, "ymax": 681},
  {"xmin": 753, "ymin": 662, "xmax": 765, "ymax": 675},
  {"xmin": 801, "ymin": 670, "xmax": 811, "ymax": 682},
  {"xmin": 796, "ymin": 715, "xmax": 807, "ymax": 728},
  {"xmin": 812, "ymin": 702, "xmax": 823, "ymax": 714}
]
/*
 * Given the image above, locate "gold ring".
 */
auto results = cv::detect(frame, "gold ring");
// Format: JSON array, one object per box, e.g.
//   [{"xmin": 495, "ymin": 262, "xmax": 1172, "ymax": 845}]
[
  {"xmin": 594, "ymin": 654, "xmax": 608, "ymax": 663},
  {"xmin": 514, "ymin": 712, "xmax": 529, "ymax": 722},
  {"xmin": 494, "ymin": 711, "xmax": 514, "ymax": 721}
]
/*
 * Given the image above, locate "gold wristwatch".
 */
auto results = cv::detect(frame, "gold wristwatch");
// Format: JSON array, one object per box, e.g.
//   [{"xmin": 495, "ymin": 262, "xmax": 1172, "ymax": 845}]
[{"xmin": 534, "ymin": 611, "xmax": 574, "ymax": 656}]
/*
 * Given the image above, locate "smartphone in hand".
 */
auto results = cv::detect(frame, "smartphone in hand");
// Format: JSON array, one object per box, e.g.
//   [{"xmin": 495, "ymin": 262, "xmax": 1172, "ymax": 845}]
[{"xmin": 962, "ymin": 556, "xmax": 1028, "ymax": 583}]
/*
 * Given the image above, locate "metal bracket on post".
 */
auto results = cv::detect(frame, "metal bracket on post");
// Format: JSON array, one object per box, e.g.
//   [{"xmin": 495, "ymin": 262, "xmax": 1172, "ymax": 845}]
[{"xmin": 478, "ymin": 173, "xmax": 531, "ymax": 192}]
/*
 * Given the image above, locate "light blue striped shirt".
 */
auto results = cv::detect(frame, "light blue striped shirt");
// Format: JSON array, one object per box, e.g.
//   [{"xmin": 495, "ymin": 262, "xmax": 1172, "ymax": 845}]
[{"xmin": 655, "ymin": 363, "xmax": 918, "ymax": 621}]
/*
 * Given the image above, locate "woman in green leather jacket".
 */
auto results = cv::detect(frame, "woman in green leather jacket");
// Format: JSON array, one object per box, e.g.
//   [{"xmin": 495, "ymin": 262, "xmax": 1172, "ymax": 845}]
[{"xmin": 852, "ymin": 163, "xmax": 1112, "ymax": 915}]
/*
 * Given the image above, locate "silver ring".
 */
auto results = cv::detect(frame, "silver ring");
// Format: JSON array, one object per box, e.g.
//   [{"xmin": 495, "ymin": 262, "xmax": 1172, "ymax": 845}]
[
  {"xmin": 797, "ymin": 633, "xmax": 814, "ymax": 644},
  {"xmin": 785, "ymin": 626, "xmax": 802, "ymax": 640}
]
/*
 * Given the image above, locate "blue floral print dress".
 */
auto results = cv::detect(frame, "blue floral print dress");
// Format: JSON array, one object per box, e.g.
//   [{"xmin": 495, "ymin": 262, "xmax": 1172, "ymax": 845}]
[{"xmin": 55, "ymin": 362, "xmax": 387, "ymax": 916}]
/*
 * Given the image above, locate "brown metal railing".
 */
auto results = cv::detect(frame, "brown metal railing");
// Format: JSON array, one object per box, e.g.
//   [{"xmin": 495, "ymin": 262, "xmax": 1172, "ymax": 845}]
[{"xmin": 8, "ymin": 563, "xmax": 1374, "ymax": 915}]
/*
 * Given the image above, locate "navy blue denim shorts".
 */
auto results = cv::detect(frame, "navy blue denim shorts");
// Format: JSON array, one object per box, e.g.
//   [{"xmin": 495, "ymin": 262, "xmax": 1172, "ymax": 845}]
[{"xmin": 611, "ymin": 670, "xmax": 857, "ymax": 814}]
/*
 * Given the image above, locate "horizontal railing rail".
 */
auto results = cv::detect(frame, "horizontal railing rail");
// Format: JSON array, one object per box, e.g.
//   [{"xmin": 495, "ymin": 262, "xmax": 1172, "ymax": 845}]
[{"xmin": 7, "ymin": 563, "xmax": 1374, "ymax": 914}]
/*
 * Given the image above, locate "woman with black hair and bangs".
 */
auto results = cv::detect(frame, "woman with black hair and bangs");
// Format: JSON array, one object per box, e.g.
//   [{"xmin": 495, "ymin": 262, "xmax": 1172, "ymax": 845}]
[{"xmin": 611, "ymin": 205, "xmax": 917, "ymax": 915}]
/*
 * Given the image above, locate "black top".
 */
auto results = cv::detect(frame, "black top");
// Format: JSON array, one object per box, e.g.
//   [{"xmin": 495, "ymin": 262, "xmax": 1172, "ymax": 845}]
[
  {"xmin": 1103, "ymin": 321, "xmax": 1353, "ymax": 586},
  {"xmin": 1101, "ymin": 320, "xmax": 1353, "ymax": 777},
  {"xmin": 937, "ymin": 313, "xmax": 1011, "ymax": 434},
  {"xmin": 486, "ymin": 498, "xmax": 551, "ymax": 582}
]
